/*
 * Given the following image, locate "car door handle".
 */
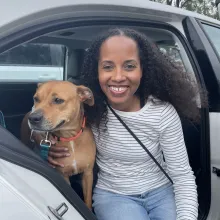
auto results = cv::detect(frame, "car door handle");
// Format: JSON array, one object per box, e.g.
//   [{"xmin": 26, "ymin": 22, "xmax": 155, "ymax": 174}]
[{"xmin": 48, "ymin": 203, "xmax": 68, "ymax": 220}]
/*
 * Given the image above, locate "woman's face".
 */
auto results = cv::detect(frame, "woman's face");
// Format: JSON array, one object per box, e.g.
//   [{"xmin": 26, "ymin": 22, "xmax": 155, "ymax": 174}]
[{"xmin": 98, "ymin": 36, "xmax": 142, "ymax": 110}]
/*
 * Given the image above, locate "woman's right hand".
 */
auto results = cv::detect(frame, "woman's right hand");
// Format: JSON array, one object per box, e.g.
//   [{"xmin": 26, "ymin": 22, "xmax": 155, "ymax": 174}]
[{"xmin": 48, "ymin": 141, "xmax": 70, "ymax": 168}]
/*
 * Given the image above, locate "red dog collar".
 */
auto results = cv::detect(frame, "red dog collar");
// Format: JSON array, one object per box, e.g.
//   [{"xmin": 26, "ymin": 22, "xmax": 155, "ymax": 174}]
[{"xmin": 53, "ymin": 116, "xmax": 86, "ymax": 142}]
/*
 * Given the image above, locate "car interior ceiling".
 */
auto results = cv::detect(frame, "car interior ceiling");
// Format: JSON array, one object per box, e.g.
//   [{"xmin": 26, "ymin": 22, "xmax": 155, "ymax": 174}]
[{"xmin": 0, "ymin": 25, "xmax": 206, "ymax": 217}]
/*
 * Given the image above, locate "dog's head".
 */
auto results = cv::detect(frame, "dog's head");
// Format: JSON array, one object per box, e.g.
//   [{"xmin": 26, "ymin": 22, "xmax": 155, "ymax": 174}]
[{"xmin": 28, "ymin": 81, "xmax": 94, "ymax": 131}]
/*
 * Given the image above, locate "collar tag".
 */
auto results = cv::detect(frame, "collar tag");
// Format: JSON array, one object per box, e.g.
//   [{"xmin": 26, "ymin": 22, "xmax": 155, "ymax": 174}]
[{"xmin": 40, "ymin": 132, "xmax": 51, "ymax": 160}]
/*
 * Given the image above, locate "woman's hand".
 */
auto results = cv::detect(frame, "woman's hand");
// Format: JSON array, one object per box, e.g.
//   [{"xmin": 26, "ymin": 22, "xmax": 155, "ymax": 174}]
[
  {"xmin": 32, "ymin": 131, "xmax": 70, "ymax": 168},
  {"xmin": 48, "ymin": 143, "xmax": 70, "ymax": 168}
]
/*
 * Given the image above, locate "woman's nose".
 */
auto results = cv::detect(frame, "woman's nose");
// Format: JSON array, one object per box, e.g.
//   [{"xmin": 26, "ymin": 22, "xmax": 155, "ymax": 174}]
[{"xmin": 111, "ymin": 68, "xmax": 126, "ymax": 82}]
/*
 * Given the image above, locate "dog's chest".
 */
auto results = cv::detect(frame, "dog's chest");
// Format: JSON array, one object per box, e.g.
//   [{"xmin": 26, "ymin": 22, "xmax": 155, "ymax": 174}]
[
  {"xmin": 56, "ymin": 141, "xmax": 80, "ymax": 176},
  {"xmin": 69, "ymin": 141, "xmax": 78, "ymax": 174}
]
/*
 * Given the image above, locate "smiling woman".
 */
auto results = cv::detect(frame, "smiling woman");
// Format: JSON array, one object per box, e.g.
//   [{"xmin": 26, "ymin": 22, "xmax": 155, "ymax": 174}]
[
  {"xmin": 74, "ymin": 27, "xmax": 208, "ymax": 220},
  {"xmin": 98, "ymin": 35, "xmax": 142, "ymax": 112},
  {"xmin": 82, "ymin": 28, "xmax": 207, "ymax": 128}
]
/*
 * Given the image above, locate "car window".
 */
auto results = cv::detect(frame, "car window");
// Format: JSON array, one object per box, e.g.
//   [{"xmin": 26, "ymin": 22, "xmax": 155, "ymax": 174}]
[
  {"xmin": 132, "ymin": 27, "xmax": 191, "ymax": 73},
  {"xmin": 0, "ymin": 43, "xmax": 65, "ymax": 82},
  {"xmin": 135, "ymin": 27, "xmax": 199, "ymax": 106},
  {"xmin": 156, "ymin": 42, "xmax": 185, "ymax": 71},
  {"xmin": 202, "ymin": 23, "xmax": 220, "ymax": 58}
]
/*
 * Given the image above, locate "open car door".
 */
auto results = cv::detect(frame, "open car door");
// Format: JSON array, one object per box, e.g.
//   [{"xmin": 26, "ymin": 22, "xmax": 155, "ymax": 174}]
[{"xmin": 0, "ymin": 125, "xmax": 96, "ymax": 220}]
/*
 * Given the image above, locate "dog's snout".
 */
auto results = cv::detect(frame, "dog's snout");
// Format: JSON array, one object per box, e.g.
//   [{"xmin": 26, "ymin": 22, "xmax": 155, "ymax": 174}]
[{"xmin": 28, "ymin": 111, "xmax": 43, "ymax": 125}]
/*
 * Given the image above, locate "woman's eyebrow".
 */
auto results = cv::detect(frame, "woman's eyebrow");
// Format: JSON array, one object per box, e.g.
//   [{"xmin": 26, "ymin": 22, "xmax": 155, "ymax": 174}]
[
  {"xmin": 100, "ymin": 60, "xmax": 113, "ymax": 64},
  {"xmin": 99, "ymin": 60, "xmax": 137, "ymax": 64},
  {"xmin": 124, "ymin": 60, "xmax": 138, "ymax": 63}
]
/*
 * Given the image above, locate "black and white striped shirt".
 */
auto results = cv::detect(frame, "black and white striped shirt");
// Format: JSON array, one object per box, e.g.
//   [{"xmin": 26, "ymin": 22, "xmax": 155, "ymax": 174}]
[{"xmin": 92, "ymin": 97, "xmax": 198, "ymax": 219}]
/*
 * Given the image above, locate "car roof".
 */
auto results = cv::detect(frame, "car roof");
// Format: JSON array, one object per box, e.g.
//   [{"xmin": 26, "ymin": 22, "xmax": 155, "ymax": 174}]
[{"xmin": 0, "ymin": 0, "xmax": 220, "ymax": 34}]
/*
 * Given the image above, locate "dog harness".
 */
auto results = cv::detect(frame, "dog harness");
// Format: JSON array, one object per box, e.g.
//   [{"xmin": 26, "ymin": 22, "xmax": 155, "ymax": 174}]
[{"xmin": 30, "ymin": 116, "xmax": 86, "ymax": 161}]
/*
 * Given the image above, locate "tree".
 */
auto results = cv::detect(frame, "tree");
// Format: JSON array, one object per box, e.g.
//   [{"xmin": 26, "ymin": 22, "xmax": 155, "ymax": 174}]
[{"xmin": 150, "ymin": 0, "xmax": 219, "ymax": 19}]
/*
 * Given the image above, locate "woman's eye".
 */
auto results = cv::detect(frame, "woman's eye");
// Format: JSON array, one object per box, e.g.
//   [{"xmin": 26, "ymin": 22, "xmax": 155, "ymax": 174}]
[
  {"xmin": 125, "ymin": 64, "xmax": 136, "ymax": 70},
  {"xmin": 103, "ymin": 65, "xmax": 113, "ymax": 71},
  {"xmin": 53, "ymin": 98, "xmax": 64, "ymax": 104}
]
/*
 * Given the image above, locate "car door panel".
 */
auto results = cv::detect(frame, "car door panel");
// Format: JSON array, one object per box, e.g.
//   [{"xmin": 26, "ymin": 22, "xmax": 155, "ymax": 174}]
[
  {"xmin": 183, "ymin": 16, "xmax": 220, "ymax": 220},
  {"xmin": 0, "ymin": 160, "xmax": 86, "ymax": 220},
  {"xmin": 0, "ymin": 125, "xmax": 96, "ymax": 220},
  {"xmin": 208, "ymin": 113, "xmax": 220, "ymax": 220}
]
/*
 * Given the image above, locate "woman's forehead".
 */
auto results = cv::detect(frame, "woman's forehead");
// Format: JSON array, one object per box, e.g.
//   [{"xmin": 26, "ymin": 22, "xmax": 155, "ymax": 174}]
[{"xmin": 99, "ymin": 36, "xmax": 139, "ymax": 60}]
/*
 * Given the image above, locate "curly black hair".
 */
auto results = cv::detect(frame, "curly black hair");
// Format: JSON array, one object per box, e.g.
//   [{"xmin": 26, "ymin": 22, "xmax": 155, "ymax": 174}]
[{"xmin": 81, "ymin": 27, "xmax": 207, "ymax": 127}]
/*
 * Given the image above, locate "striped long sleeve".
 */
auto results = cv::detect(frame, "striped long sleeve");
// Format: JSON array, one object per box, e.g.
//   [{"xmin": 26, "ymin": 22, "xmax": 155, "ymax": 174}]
[
  {"xmin": 92, "ymin": 97, "xmax": 198, "ymax": 219},
  {"xmin": 159, "ymin": 104, "xmax": 198, "ymax": 219}
]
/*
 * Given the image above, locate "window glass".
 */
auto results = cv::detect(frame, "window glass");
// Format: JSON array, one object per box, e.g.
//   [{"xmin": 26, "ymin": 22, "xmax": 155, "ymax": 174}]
[
  {"xmin": 202, "ymin": 23, "xmax": 220, "ymax": 57},
  {"xmin": 0, "ymin": 43, "xmax": 65, "ymax": 82},
  {"xmin": 157, "ymin": 42, "xmax": 185, "ymax": 71},
  {"xmin": 135, "ymin": 27, "xmax": 199, "ymax": 106}
]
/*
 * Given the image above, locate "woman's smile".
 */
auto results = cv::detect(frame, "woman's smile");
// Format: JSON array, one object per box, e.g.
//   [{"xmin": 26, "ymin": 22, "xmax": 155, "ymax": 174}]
[{"xmin": 108, "ymin": 85, "xmax": 129, "ymax": 95}]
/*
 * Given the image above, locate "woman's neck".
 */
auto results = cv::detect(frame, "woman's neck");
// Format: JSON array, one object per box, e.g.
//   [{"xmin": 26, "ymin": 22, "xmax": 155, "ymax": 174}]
[{"xmin": 109, "ymin": 96, "xmax": 141, "ymax": 112}]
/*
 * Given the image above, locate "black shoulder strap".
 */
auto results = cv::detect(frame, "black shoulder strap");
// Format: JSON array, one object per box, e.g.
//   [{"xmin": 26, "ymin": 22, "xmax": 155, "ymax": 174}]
[
  {"xmin": 140, "ymin": 96, "xmax": 145, "ymax": 108},
  {"xmin": 108, "ymin": 104, "xmax": 173, "ymax": 185}
]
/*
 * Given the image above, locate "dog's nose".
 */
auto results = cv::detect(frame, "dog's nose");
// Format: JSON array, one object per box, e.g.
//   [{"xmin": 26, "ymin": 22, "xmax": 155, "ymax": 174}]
[{"xmin": 28, "ymin": 112, "xmax": 43, "ymax": 125}]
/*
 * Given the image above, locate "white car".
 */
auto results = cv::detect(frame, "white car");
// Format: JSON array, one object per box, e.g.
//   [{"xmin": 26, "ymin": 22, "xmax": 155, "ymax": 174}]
[{"xmin": 0, "ymin": 0, "xmax": 220, "ymax": 219}]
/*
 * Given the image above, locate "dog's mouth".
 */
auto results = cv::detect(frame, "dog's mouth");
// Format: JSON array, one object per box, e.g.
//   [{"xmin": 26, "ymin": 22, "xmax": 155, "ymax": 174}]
[
  {"xmin": 53, "ymin": 120, "xmax": 66, "ymax": 130},
  {"xmin": 29, "ymin": 119, "xmax": 66, "ymax": 132}
]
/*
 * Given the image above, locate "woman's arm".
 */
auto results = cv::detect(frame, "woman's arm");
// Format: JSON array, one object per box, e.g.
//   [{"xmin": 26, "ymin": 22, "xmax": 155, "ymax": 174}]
[{"xmin": 159, "ymin": 103, "xmax": 198, "ymax": 220}]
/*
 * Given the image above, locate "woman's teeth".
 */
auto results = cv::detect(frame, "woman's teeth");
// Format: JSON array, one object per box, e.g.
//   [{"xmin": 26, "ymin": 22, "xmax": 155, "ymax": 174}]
[{"xmin": 110, "ymin": 86, "xmax": 127, "ymax": 92}]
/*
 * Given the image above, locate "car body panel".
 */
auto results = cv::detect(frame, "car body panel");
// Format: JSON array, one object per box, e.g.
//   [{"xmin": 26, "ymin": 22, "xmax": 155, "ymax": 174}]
[
  {"xmin": 0, "ymin": 125, "xmax": 96, "ymax": 220},
  {"xmin": 0, "ymin": 0, "xmax": 220, "ymax": 39},
  {"xmin": 0, "ymin": 159, "xmax": 85, "ymax": 220},
  {"xmin": 209, "ymin": 113, "xmax": 220, "ymax": 220}
]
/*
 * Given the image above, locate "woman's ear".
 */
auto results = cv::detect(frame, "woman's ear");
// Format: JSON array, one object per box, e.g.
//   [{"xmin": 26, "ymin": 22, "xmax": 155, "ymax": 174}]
[{"xmin": 77, "ymin": 85, "xmax": 94, "ymax": 106}]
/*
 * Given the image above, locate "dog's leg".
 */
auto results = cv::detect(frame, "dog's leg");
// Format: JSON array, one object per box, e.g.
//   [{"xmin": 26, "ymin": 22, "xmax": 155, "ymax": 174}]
[{"xmin": 82, "ymin": 169, "xmax": 93, "ymax": 209}]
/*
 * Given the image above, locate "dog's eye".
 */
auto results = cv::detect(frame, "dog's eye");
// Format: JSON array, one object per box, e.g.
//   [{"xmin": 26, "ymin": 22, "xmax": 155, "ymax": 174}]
[
  {"xmin": 53, "ymin": 98, "xmax": 64, "ymax": 104},
  {"xmin": 33, "ymin": 96, "xmax": 39, "ymax": 103}
]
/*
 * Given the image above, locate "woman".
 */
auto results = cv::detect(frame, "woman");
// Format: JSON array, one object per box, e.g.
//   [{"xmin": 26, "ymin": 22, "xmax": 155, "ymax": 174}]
[{"xmin": 47, "ymin": 28, "xmax": 207, "ymax": 219}]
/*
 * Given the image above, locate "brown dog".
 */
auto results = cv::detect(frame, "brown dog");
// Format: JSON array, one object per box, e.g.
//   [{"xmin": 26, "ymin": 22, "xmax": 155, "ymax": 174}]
[{"xmin": 20, "ymin": 81, "xmax": 96, "ymax": 209}]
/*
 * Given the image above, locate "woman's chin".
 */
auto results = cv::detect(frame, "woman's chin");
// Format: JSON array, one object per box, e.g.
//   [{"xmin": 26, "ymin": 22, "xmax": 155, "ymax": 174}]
[{"xmin": 107, "ymin": 98, "xmax": 131, "ymax": 110}]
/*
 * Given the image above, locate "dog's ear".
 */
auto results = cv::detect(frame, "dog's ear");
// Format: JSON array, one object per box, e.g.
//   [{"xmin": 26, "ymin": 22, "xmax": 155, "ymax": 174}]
[
  {"xmin": 77, "ymin": 86, "xmax": 94, "ymax": 106},
  {"xmin": 37, "ymin": 83, "xmax": 43, "ymax": 88}
]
